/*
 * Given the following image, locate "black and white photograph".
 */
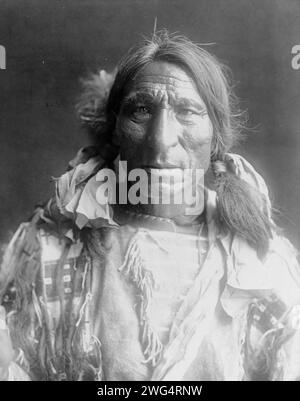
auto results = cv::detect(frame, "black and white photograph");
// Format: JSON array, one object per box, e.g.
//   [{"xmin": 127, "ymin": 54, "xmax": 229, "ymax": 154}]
[{"xmin": 0, "ymin": 0, "xmax": 300, "ymax": 384}]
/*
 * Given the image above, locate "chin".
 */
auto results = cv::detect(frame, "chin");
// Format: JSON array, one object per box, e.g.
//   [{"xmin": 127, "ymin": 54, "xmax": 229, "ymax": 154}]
[{"xmin": 136, "ymin": 203, "xmax": 203, "ymax": 220}]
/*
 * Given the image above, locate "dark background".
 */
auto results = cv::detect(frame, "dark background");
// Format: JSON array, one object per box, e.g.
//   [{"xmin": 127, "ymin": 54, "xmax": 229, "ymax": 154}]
[{"xmin": 0, "ymin": 0, "xmax": 299, "ymax": 248}]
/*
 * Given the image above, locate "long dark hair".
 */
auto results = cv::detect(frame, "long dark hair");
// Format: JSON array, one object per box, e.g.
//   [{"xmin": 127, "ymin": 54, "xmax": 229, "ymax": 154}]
[{"xmin": 77, "ymin": 31, "xmax": 273, "ymax": 257}]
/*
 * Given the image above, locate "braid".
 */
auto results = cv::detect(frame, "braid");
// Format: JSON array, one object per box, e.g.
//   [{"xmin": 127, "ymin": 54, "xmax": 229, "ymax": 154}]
[{"xmin": 212, "ymin": 160, "xmax": 273, "ymax": 257}]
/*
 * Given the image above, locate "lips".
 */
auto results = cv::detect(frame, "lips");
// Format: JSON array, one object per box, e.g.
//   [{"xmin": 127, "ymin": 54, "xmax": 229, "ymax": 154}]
[
  {"xmin": 144, "ymin": 167, "xmax": 183, "ymax": 180},
  {"xmin": 142, "ymin": 162, "xmax": 182, "ymax": 169},
  {"xmin": 141, "ymin": 171, "xmax": 198, "ymax": 204}
]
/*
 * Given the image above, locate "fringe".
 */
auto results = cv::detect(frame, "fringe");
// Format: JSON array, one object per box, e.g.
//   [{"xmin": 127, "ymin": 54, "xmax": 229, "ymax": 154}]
[
  {"xmin": 243, "ymin": 301, "xmax": 295, "ymax": 381},
  {"xmin": 118, "ymin": 232, "xmax": 163, "ymax": 367},
  {"xmin": 2, "ymin": 212, "xmax": 104, "ymax": 380},
  {"xmin": 69, "ymin": 255, "xmax": 104, "ymax": 381},
  {"xmin": 32, "ymin": 287, "xmax": 43, "ymax": 329}
]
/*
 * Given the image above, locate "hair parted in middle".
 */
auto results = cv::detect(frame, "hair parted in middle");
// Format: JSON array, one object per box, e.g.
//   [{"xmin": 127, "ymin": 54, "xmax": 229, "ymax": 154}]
[{"xmin": 77, "ymin": 30, "xmax": 273, "ymax": 257}]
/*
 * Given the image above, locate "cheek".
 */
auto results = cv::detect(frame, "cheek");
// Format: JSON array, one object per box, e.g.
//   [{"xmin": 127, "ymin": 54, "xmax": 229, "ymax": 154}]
[
  {"xmin": 114, "ymin": 118, "xmax": 146, "ymax": 157},
  {"xmin": 182, "ymin": 118, "xmax": 213, "ymax": 169}
]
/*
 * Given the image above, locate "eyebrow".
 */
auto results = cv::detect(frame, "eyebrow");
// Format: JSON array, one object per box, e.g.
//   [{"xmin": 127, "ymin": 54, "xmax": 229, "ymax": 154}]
[
  {"xmin": 122, "ymin": 91, "xmax": 207, "ymax": 111},
  {"xmin": 175, "ymin": 98, "xmax": 207, "ymax": 111},
  {"xmin": 122, "ymin": 92, "xmax": 155, "ymax": 106}
]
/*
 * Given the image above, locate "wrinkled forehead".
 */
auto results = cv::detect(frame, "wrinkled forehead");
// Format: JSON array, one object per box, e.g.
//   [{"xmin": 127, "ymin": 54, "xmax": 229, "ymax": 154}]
[{"xmin": 124, "ymin": 61, "xmax": 203, "ymax": 103}]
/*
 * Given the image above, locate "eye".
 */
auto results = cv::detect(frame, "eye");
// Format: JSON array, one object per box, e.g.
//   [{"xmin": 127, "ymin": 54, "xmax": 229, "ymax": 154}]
[
  {"xmin": 176, "ymin": 107, "xmax": 199, "ymax": 121},
  {"xmin": 177, "ymin": 108, "xmax": 195, "ymax": 116},
  {"xmin": 130, "ymin": 105, "xmax": 152, "ymax": 121},
  {"xmin": 135, "ymin": 106, "xmax": 150, "ymax": 114},
  {"xmin": 176, "ymin": 107, "xmax": 207, "ymax": 122}
]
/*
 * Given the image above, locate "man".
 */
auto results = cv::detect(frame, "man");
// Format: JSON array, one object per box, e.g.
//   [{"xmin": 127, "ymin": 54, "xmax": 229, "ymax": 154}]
[{"xmin": 1, "ymin": 32, "xmax": 300, "ymax": 381}]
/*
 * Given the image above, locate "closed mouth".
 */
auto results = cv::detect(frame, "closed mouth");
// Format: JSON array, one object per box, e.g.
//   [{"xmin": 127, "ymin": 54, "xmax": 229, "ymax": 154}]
[{"xmin": 142, "ymin": 164, "xmax": 183, "ymax": 170}]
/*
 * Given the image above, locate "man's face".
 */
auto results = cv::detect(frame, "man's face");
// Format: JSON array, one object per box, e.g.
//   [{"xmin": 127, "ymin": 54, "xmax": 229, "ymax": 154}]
[
  {"xmin": 115, "ymin": 61, "xmax": 213, "ymax": 172},
  {"xmin": 113, "ymin": 61, "xmax": 213, "ymax": 219}
]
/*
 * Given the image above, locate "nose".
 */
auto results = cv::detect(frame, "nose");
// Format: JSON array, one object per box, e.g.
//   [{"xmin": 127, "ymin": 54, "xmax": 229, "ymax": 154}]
[{"xmin": 147, "ymin": 108, "xmax": 179, "ymax": 155}]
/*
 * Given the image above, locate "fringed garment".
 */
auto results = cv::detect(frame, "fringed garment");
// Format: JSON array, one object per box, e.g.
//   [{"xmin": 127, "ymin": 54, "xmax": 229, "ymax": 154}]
[{"xmin": 1, "ymin": 152, "xmax": 300, "ymax": 380}]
